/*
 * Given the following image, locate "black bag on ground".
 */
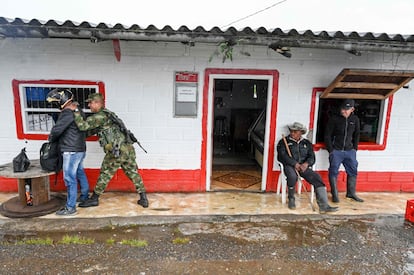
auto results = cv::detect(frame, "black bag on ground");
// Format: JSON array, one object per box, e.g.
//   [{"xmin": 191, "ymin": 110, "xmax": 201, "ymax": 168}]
[
  {"xmin": 40, "ymin": 142, "xmax": 62, "ymax": 172},
  {"xmin": 13, "ymin": 147, "xmax": 31, "ymax": 172}
]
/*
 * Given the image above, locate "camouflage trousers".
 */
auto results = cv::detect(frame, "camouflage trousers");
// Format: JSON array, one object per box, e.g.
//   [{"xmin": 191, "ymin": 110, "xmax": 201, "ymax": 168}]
[{"xmin": 94, "ymin": 143, "xmax": 146, "ymax": 195}]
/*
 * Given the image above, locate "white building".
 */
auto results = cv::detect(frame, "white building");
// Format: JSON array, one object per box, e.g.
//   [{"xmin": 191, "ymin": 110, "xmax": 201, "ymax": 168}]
[{"xmin": 1, "ymin": 17, "xmax": 413, "ymax": 193}]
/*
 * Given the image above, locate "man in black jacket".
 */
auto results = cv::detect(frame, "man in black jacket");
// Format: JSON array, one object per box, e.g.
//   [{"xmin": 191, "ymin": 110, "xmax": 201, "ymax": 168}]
[
  {"xmin": 47, "ymin": 89, "xmax": 90, "ymax": 215},
  {"xmin": 324, "ymin": 99, "xmax": 364, "ymax": 203},
  {"xmin": 277, "ymin": 122, "xmax": 338, "ymax": 213}
]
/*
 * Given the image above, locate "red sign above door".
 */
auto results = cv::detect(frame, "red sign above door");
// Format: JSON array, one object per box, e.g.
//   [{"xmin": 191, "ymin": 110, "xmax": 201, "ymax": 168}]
[{"xmin": 175, "ymin": 72, "xmax": 198, "ymax": 83}]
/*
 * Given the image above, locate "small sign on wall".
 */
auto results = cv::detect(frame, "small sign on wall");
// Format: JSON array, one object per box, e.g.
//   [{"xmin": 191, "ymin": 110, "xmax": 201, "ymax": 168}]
[{"xmin": 174, "ymin": 72, "xmax": 198, "ymax": 117}]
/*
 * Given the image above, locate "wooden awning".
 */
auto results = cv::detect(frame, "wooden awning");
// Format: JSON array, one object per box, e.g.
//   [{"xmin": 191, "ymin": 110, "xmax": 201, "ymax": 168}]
[{"xmin": 320, "ymin": 69, "xmax": 414, "ymax": 99}]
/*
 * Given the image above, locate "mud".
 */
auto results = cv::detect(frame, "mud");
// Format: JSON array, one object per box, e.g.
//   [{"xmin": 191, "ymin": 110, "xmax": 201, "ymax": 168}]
[{"xmin": 0, "ymin": 215, "xmax": 413, "ymax": 274}]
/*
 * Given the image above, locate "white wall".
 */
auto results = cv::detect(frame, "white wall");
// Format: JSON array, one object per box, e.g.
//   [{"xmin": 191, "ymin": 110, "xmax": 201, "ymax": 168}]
[{"xmin": 0, "ymin": 38, "xmax": 413, "ymax": 171}]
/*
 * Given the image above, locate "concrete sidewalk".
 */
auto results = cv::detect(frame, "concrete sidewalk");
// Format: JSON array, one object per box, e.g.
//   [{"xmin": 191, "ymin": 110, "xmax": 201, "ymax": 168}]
[{"xmin": 0, "ymin": 191, "xmax": 412, "ymax": 222}]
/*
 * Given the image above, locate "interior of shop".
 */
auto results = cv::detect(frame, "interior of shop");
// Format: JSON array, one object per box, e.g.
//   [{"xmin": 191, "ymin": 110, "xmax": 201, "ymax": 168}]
[{"xmin": 211, "ymin": 79, "xmax": 268, "ymax": 191}]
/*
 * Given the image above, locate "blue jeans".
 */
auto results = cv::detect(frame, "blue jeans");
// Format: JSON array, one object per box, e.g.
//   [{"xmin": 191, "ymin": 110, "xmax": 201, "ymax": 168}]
[
  {"xmin": 62, "ymin": 152, "xmax": 89, "ymax": 209},
  {"xmin": 328, "ymin": 149, "xmax": 358, "ymax": 178}
]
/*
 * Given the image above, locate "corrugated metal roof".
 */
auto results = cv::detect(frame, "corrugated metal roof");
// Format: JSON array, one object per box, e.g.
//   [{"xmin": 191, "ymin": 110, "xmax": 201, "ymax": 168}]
[{"xmin": 1, "ymin": 17, "xmax": 414, "ymax": 54}]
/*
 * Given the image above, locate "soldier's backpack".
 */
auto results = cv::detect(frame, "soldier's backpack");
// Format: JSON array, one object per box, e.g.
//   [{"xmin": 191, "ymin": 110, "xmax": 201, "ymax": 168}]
[
  {"xmin": 102, "ymin": 109, "xmax": 147, "ymax": 153},
  {"xmin": 40, "ymin": 142, "xmax": 63, "ymax": 173}
]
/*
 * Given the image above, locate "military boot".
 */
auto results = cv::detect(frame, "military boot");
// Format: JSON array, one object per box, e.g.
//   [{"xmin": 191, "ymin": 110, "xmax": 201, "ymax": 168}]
[
  {"xmin": 346, "ymin": 176, "xmax": 364, "ymax": 202},
  {"xmin": 329, "ymin": 177, "xmax": 339, "ymax": 203},
  {"xmin": 316, "ymin": 187, "xmax": 339, "ymax": 214},
  {"xmin": 137, "ymin": 192, "xmax": 149, "ymax": 208},
  {"xmin": 78, "ymin": 192, "xmax": 99, "ymax": 208},
  {"xmin": 287, "ymin": 187, "xmax": 296, "ymax": 210}
]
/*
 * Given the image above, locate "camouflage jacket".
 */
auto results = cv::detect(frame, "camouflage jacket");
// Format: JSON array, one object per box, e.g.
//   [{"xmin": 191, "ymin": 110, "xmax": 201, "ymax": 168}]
[{"xmin": 73, "ymin": 108, "xmax": 126, "ymax": 152}]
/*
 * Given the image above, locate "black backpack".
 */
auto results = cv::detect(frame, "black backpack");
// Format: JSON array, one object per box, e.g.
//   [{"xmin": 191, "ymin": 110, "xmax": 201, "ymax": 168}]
[{"xmin": 40, "ymin": 142, "xmax": 63, "ymax": 173}]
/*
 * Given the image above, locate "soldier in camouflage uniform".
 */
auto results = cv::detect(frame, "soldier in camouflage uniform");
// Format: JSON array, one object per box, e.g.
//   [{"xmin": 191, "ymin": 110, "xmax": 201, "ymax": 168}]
[{"xmin": 70, "ymin": 93, "xmax": 149, "ymax": 208}]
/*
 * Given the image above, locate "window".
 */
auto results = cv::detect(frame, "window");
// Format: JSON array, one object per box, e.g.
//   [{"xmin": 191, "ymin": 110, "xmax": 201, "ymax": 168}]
[
  {"xmin": 13, "ymin": 79, "xmax": 105, "ymax": 140},
  {"xmin": 310, "ymin": 88, "xmax": 392, "ymax": 151}
]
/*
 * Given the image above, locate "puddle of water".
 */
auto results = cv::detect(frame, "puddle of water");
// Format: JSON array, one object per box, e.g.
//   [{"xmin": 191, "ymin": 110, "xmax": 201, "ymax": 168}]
[
  {"xmin": 1, "ymin": 224, "xmax": 175, "ymax": 244},
  {"xmin": 178, "ymin": 221, "xmax": 333, "ymax": 245}
]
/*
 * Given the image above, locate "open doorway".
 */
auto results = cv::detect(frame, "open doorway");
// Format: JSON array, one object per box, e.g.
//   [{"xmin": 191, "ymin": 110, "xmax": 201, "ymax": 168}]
[{"xmin": 211, "ymin": 79, "xmax": 268, "ymax": 191}]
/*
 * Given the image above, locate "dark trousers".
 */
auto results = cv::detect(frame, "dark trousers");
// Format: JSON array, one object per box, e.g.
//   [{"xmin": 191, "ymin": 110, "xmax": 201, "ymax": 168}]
[{"xmin": 283, "ymin": 165, "xmax": 325, "ymax": 189}]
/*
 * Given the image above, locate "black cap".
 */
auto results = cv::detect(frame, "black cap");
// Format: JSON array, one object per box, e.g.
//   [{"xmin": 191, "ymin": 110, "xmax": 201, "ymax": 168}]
[{"xmin": 340, "ymin": 99, "xmax": 355, "ymax": 110}]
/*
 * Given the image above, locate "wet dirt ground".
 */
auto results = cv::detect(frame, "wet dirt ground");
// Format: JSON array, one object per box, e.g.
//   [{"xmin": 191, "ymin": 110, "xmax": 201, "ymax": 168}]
[{"xmin": 0, "ymin": 215, "xmax": 413, "ymax": 274}]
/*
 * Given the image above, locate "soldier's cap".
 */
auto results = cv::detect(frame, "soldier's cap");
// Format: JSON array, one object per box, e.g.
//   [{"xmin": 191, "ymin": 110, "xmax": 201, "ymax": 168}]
[{"xmin": 86, "ymin": 93, "xmax": 104, "ymax": 102}]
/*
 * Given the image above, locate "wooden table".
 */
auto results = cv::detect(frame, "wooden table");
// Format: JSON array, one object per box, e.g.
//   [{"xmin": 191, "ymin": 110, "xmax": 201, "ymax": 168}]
[{"xmin": 0, "ymin": 159, "xmax": 65, "ymax": 218}]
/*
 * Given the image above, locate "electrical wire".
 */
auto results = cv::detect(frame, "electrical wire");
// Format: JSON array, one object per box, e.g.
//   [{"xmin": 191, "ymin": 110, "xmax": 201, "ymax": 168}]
[{"xmin": 221, "ymin": 0, "xmax": 289, "ymax": 28}]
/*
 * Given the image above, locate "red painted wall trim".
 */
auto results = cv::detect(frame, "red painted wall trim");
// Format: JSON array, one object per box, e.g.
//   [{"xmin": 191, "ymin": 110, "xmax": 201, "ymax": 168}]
[
  {"xmin": 202, "ymin": 69, "xmax": 279, "ymax": 192},
  {"xmin": 0, "ymin": 169, "xmax": 202, "ymax": 193},
  {"xmin": 112, "ymin": 39, "xmax": 121, "ymax": 62},
  {"xmin": 310, "ymin": 87, "xmax": 392, "ymax": 151},
  {"xmin": 12, "ymin": 79, "xmax": 105, "ymax": 140},
  {"xmin": 1, "ymin": 169, "xmax": 413, "ymax": 193}
]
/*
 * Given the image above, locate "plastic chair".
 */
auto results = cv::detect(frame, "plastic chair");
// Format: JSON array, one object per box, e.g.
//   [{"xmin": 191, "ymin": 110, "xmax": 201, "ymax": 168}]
[{"xmin": 277, "ymin": 161, "xmax": 314, "ymax": 205}]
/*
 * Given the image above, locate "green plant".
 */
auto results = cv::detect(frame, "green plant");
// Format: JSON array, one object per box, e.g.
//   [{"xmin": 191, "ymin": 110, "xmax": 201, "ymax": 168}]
[
  {"xmin": 209, "ymin": 39, "xmax": 250, "ymax": 63},
  {"xmin": 119, "ymin": 239, "xmax": 148, "ymax": 247},
  {"xmin": 16, "ymin": 237, "xmax": 53, "ymax": 245},
  {"xmin": 106, "ymin": 238, "xmax": 115, "ymax": 245},
  {"xmin": 58, "ymin": 235, "xmax": 94, "ymax": 245},
  {"xmin": 172, "ymin": 237, "xmax": 190, "ymax": 245}
]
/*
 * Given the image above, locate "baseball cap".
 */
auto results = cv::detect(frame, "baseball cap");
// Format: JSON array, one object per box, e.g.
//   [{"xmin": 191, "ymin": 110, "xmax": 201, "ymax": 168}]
[{"xmin": 340, "ymin": 99, "xmax": 355, "ymax": 110}]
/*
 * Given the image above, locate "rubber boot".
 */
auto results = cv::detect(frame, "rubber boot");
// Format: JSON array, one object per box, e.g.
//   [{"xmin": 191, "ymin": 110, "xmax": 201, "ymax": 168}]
[
  {"xmin": 78, "ymin": 192, "xmax": 99, "ymax": 208},
  {"xmin": 137, "ymin": 192, "xmax": 149, "ymax": 208},
  {"xmin": 329, "ymin": 177, "xmax": 339, "ymax": 203},
  {"xmin": 287, "ymin": 187, "xmax": 296, "ymax": 210},
  {"xmin": 346, "ymin": 176, "xmax": 364, "ymax": 202},
  {"xmin": 315, "ymin": 187, "xmax": 339, "ymax": 214}
]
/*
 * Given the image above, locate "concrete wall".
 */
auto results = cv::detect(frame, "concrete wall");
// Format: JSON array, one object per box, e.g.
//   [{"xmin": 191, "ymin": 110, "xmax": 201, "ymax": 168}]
[{"xmin": 0, "ymin": 37, "xmax": 414, "ymax": 191}]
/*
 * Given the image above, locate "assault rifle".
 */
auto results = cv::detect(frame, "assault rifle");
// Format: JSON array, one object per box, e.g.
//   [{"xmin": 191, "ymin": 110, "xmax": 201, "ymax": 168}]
[
  {"xmin": 104, "ymin": 109, "xmax": 148, "ymax": 154},
  {"xmin": 126, "ymin": 129, "xmax": 147, "ymax": 154}
]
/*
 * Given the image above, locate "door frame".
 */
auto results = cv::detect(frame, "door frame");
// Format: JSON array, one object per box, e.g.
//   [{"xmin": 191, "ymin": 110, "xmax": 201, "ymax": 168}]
[{"xmin": 201, "ymin": 68, "xmax": 279, "ymax": 191}]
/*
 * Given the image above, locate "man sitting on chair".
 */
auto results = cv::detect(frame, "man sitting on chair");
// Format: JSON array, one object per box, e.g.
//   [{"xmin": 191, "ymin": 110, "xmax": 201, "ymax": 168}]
[{"xmin": 277, "ymin": 122, "xmax": 338, "ymax": 213}]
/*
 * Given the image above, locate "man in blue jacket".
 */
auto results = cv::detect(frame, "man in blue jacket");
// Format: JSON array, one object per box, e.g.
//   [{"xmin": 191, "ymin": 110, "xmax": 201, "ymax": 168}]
[
  {"xmin": 47, "ymin": 89, "xmax": 90, "ymax": 215},
  {"xmin": 324, "ymin": 99, "xmax": 364, "ymax": 203}
]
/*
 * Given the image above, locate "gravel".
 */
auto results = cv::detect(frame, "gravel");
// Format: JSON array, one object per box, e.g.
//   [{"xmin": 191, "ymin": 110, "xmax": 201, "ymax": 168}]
[{"xmin": 0, "ymin": 214, "xmax": 413, "ymax": 274}]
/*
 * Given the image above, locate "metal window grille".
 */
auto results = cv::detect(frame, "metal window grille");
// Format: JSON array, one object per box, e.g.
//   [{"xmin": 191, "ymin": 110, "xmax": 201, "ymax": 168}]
[{"xmin": 22, "ymin": 85, "xmax": 97, "ymax": 133}]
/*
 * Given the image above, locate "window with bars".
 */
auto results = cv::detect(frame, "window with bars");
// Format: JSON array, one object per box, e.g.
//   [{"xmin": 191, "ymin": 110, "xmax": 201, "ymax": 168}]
[{"xmin": 12, "ymin": 80, "xmax": 105, "ymax": 140}]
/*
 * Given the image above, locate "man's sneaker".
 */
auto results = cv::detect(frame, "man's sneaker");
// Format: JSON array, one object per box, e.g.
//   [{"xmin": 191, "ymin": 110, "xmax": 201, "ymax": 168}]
[{"xmin": 56, "ymin": 207, "xmax": 77, "ymax": 216}]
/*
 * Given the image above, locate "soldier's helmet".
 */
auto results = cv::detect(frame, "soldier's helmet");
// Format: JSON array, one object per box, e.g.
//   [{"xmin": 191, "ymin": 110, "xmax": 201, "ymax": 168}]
[{"xmin": 46, "ymin": 88, "xmax": 74, "ymax": 109}]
